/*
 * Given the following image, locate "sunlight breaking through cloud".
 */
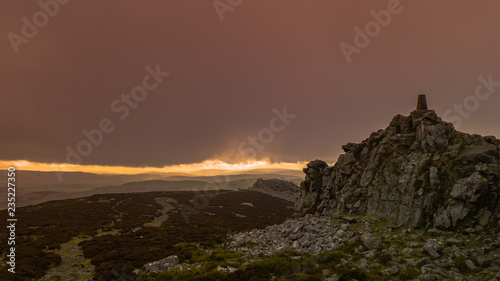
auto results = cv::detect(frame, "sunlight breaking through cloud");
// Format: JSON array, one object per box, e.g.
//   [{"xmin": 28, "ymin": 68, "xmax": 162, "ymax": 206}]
[{"xmin": 0, "ymin": 159, "xmax": 307, "ymax": 176}]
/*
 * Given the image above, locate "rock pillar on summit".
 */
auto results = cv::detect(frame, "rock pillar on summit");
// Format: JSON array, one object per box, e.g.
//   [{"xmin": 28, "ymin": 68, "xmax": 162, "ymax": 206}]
[{"xmin": 417, "ymin": 94, "xmax": 428, "ymax": 110}]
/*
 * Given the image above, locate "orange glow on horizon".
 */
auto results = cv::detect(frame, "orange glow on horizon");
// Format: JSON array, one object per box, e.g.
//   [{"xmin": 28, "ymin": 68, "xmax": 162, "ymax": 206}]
[{"xmin": 0, "ymin": 159, "xmax": 307, "ymax": 176}]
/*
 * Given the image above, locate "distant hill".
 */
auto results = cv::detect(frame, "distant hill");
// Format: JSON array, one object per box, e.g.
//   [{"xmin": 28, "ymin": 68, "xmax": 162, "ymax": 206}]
[
  {"xmin": 246, "ymin": 178, "xmax": 300, "ymax": 202},
  {"xmin": 0, "ymin": 170, "xmax": 302, "ymax": 207}
]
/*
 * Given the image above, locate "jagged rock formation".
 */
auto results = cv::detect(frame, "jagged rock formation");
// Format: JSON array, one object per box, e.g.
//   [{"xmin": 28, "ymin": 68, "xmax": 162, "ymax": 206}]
[
  {"xmin": 247, "ymin": 178, "xmax": 300, "ymax": 202},
  {"xmin": 294, "ymin": 160, "xmax": 329, "ymax": 211},
  {"xmin": 297, "ymin": 95, "xmax": 500, "ymax": 231}
]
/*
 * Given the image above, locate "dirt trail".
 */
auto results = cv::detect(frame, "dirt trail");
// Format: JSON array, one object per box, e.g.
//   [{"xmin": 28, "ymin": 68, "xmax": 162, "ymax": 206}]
[{"xmin": 143, "ymin": 197, "xmax": 178, "ymax": 228}]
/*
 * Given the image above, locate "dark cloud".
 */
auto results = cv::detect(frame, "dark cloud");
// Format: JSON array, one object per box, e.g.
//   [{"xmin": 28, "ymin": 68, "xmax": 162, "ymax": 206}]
[{"xmin": 1, "ymin": 1, "xmax": 499, "ymax": 167}]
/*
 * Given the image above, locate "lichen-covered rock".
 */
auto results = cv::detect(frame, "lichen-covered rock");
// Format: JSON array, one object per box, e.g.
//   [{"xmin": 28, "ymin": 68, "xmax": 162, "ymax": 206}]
[
  {"xmin": 144, "ymin": 255, "xmax": 179, "ymax": 273},
  {"xmin": 297, "ymin": 96, "xmax": 500, "ymax": 231},
  {"xmin": 423, "ymin": 239, "xmax": 445, "ymax": 258}
]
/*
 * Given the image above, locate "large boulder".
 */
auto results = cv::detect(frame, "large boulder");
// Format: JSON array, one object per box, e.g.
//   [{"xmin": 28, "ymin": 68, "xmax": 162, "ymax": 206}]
[{"xmin": 144, "ymin": 255, "xmax": 179, "ymax": 273}]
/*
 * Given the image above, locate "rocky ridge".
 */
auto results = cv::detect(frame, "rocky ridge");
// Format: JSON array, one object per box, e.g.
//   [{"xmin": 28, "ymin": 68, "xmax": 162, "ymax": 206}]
[
  {"xmin": 136, "ymin": 96, "xmax": 500, "ymax": 280},
  {"xmin": 297, "ymin": 95, "xmax": 500, "ymax": 231},
  {"xmin": 246, "ymin": 178, "xmax": 300, "ymax": 202}
]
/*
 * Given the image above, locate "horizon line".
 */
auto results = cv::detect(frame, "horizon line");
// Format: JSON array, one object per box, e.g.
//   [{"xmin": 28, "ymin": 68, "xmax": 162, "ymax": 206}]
[{"xmin": 0, "ymin": 159, "xmax": 316, "ymax": 176}]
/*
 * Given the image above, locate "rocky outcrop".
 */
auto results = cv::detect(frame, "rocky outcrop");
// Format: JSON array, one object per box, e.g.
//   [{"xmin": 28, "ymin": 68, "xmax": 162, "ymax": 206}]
[
  {"xmin": 294, "ymin": 160, "xmax": 329, "ymax": 212},
  {"xmin": 247, "ymin": 178, "xmax": 300, "ymax": 202},
  {"xmin": 297, "ymin": 96, "xmax": 500, "ymax": 231},
  {"xmin": 143, "ymin": 255, "xmax": 180, "ymax": 273}
]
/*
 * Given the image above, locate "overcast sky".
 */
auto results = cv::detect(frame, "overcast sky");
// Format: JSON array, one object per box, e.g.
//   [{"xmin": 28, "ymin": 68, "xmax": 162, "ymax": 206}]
[{"xmin": 1, "ymin": 1, "xmax": 499, "ymax": 168}]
